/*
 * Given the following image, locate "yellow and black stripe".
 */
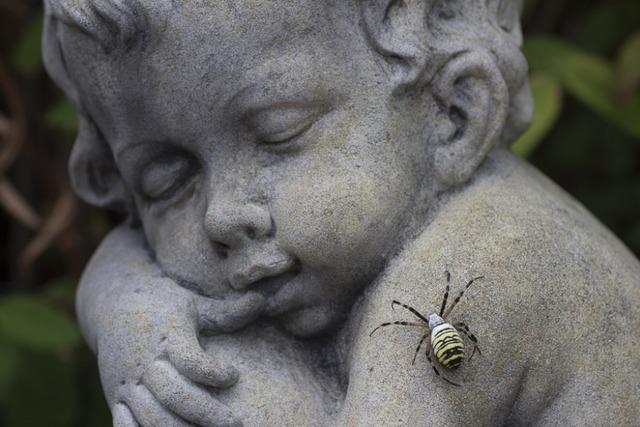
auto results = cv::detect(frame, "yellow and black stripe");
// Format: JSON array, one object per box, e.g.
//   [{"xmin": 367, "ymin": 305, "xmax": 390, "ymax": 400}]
[{"xmin": 431, "ymin": 324, "xmax": 465, "ymax": 369}]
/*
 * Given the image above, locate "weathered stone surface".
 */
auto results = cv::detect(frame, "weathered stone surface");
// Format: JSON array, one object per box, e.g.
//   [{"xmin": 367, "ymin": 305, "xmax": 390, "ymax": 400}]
[
  {"xmin": 43, "ymin": 0, "xmax": 640, "ymax": 425},
  {"xmin": 340, "ymin": 152, "xmax": 640, "ymax": 425}
]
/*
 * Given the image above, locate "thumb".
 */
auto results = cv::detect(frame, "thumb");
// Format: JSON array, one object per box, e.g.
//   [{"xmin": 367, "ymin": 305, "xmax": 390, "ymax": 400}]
[
  {"xmin": 167, "ymin": 330, "xmax": 240, "ymax": 388},
  {"xmin": 194, "ymin": 292, "xmax": 266, "ymax": 333}
]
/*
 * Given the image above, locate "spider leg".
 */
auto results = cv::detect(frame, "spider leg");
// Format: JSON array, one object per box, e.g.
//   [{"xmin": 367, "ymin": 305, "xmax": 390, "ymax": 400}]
[
  {"xmin": 369, "ymin": 321, "xmax": 424, "ymax": 337},
  {"xmin": 439, "ymin": 280, "xmax": 450, "ymax": 317},
  {"xmin": 391, "ymin": 300, "xmax": 429, "ymax": 324},
  {"xmin": 425, "ymin": 338, "xmax": 461, "ymax": 387},
  {"xmin": 412, "ymin": 332, "xmax": 430, "ymax": 365},
  {"xmin": 443, "ymin": 276, "xmax": 484, "ymax": 318},
  {"xmin": 454, "ymin": 322, "xmax": 481, "ymax": 361}
]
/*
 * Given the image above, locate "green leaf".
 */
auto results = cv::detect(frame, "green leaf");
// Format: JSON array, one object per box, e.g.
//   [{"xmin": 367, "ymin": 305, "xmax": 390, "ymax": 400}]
[
  {"xmin": 0, "ymin": 296, "xmax": 81, "ymax": 353},
  {"xmin": 3, "ymin": 350, "xmax": 77, "ymax": 427},
  {"xmin": 615, "ymin": 31, "xmax": 640, "ymax": 102},
  {"xmin": 512, "ymin": 73, "xmax": 563, "ymax": 158},
  {"xmin": 41, "ymin": 278, "xmax": 77, "ymax": 314},
  {"xmin": 524, "ymin": 36, "xmax": 640, "ymax": 138},
  {"xmin": 11, "ymin": 13, "xmax": 44, "ymax": 77},
  {"xmin": 0, "ymin": 338, "xmax": 19, "ymax": 402},
  {"xmin": 45, "ymin": 98, "xmax": 79, "ymax": 136}
]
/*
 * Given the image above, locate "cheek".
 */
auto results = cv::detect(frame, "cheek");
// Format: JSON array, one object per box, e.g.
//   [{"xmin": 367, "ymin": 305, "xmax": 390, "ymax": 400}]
[
  {"xmin": 139, "ymin": 196, "xmax": 224, "ymax": 295},
  {"xmin": 273, "ymin": 149, "xmax": 418, "ymax": 273}
]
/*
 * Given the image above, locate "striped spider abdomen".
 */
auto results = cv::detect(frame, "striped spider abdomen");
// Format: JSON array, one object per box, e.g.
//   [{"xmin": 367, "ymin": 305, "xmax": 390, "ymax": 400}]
[{"xmin": 431, "ymin": 323, "xmax": 465, "ymax": 369}]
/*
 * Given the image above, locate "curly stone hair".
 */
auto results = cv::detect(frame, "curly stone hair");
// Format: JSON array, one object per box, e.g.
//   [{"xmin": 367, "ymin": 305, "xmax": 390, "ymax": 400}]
[
  {"xmin": 360, "ymin": 0, "xmax": 531, "ymax": 145},
  {"xmin": 44, "ymin": 0, "xmax": 530, "ymax": 143},
  {"xmin": 44, "ymin": 0, "xmax": 147, "ymax": 52}
]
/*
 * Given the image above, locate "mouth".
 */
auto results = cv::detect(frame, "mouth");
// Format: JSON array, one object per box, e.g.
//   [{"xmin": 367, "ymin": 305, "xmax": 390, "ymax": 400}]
[
  {"xmin": 250, "ymin": 269, "xmax": 300, "ymax": 300},
  {"xmin": 228, "ymin": 255, "xmax": 299, "ymax": 296}
]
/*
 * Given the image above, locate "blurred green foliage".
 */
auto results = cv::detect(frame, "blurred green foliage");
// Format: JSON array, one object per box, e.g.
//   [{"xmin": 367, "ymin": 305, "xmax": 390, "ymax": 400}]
[
  {"xmin": 45, "ymin": 99, "xmax": 78, "ymax": 137},
  {"xmin": 11, "ymin": 13, "xmax": 42, "ymax": 78},
  {"xmin": 0, "ymin": 1, "xmax": 638, "ymax": 426},
  {"xmin": 0, "ymin": 294, "xmax": 80, "ymax": 352},
  {"xmin": 0, "ymin": 282, "xmax": 110, "ymax": 427},
  {"xmin": 516, "ymin": 35, "xmax": 640, "ymax": 143},
  {"xmin": 512, "ymin": 72, "xmax": 563, "ymax": 157}
]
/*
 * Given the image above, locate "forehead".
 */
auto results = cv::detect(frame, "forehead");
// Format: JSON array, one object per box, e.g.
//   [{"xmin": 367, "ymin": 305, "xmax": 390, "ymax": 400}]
[
  {"xmin": 167, "ymin": 0, "xmax": 340, "ymax": 58},
  {"xmin": 148, "ymin": 1, "xmax": 344, "ymax": 98},
  {"xmin": 102, "ymin": 0, "xmax": 365, "ymax": 144}
]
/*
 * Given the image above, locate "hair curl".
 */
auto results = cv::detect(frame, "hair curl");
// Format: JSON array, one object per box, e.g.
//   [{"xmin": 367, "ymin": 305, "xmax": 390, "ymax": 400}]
[
  {"xmin": 44, "ymin": 0, "xmax": 530, "ymax": 145},
  {"xmin": 360, "ymin": 0, "xmax": 531, "ymax": 145},
  {"xmin": 44, "ymin": 0, "xmax": 147, "ymax": 52}
]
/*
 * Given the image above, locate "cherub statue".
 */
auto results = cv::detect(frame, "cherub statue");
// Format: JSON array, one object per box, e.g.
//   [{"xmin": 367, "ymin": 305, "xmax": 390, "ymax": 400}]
[{"xmin": 43, "ymin": 0, "xmax": 640, "ymax": 425}]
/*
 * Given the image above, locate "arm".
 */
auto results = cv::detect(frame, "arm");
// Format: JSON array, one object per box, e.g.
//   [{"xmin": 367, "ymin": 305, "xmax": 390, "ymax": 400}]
[
  {"xmin": 335, "ymin": 215, "xmax": 561, "ymax": 425},
  {"xmin": 339, "ymin": 233, "xmax": 640, "ymax": 425},
  {"xmin": 339, "ymin": 271, "xmax": 542, "ymax": 426},
  {"xmin": 77, "ymin": 224, "xmax": 265, "ymax": 427}
]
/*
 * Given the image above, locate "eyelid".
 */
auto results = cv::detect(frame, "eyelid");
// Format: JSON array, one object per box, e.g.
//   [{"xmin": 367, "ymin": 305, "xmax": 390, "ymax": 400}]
[
  {"xmin": 138, "ymin": 153, "xmax": 199, "ymax": 202},
  {"xmin": 245, "ymin": 104, "xmax": 326, "ymax": 144}
]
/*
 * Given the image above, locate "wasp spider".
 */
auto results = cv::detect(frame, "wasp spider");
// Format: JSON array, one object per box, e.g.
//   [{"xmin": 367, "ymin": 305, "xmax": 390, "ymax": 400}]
[{"xmin": 370, "ymin": 271, "xmax": 483, "ymax": 386}]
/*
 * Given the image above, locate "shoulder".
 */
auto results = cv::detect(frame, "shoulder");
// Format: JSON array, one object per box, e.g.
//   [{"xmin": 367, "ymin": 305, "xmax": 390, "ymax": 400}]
[
  {"xmin": 344, "ymin": 156, "xmax": 640, "ymax": 424},
  {"xmin": 393, "ymin": 157, "xmax": 640, "ymax": 356},
  {"xmin": 399, "ymin": 156, "xmax": 640, "ymax": 319}
]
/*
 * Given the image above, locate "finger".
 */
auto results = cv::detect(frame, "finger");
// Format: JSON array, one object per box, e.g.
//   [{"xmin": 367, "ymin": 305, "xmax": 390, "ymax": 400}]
[
  {"xmin": 195, "ymin": 292, "xmax": 265, "ymax": 332},
  {"xmin": 125, "ymin": 384, "xmax": 192, "ymax": 427},
  {"xmin": 144, "ymin": 359, "xmax": 242, "ymax": 427},
  {"xmin": 168, "ymin": 329, "xmax": 239, "ymax": 388},
  {"xmin": 112, "ymin": 403, "xmax": 138, "ymax": 427}
]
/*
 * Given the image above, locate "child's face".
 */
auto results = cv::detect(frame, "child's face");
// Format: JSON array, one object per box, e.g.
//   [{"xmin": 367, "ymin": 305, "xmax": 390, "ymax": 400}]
[{"xmin": 103, "ymin": 1, "xmax": 435, "ymax": 336}]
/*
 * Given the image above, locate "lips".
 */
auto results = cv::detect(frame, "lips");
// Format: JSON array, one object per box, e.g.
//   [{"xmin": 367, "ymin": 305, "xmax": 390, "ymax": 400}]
[{"xmin": 228, "ymin": 253, "xmax": 297, "ymax": 292}]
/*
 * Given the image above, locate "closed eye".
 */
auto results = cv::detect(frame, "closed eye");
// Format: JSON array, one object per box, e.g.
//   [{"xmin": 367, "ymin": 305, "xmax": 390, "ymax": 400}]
[
  {"xmin": 245, "ymin": 104, "xmax": 327, "ymax": 149},
  {"xmin": 138, "ymin": 152, "xmax": 200, "ymax": 202}
]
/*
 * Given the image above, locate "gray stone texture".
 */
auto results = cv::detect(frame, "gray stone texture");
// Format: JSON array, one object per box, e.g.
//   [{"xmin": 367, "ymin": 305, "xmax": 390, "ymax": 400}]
[{"xmin": 42, "ymin": 0, "xmax": 640, "ymax": 425}]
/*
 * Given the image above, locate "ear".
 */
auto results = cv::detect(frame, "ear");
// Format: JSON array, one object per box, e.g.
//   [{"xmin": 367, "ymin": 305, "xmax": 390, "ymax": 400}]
[
  {"xmin": 359, "ymin": 0, "xmax": 431, "ymax": 85},
  {"xmin": 430, "ymin": 50, "xmax": 509, "ymax": 187},
  {"xmin": 69, "ymin": 113, "xmax": 132, "ymax": 213}
]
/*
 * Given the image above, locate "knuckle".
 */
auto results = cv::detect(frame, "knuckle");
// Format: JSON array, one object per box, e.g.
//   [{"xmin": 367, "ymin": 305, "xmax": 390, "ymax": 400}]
[{"xmin": 211, "ymin": 368, "xmax": 239, "ymax": 387}]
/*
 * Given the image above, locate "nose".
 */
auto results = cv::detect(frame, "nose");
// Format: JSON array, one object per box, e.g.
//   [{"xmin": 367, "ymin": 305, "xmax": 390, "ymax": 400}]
[{"xmin": 204, "ymin": 196, "xmax": 273, "ymax": 251}]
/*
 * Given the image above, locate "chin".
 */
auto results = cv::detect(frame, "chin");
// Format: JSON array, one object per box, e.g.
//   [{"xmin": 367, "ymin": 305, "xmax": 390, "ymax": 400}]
[{"xmin": 280, "ymin": 305, "xmax": 343, "ymax": 337}]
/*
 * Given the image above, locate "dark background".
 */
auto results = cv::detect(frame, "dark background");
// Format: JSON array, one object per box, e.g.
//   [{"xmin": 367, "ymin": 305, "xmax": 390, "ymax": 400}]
[{"xmin": 0, "ymin": 0, "xmax": 638, "ymax": 425}]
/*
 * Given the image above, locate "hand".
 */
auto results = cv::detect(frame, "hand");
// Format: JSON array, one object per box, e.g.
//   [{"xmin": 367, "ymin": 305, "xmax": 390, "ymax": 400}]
[
  {"xmin": 77, "ymin": 226, "xmax": 265, "ymax": 427},
  {"xmin": 100, "ymin": 278, "xmax": 265, "ymax": 427}
]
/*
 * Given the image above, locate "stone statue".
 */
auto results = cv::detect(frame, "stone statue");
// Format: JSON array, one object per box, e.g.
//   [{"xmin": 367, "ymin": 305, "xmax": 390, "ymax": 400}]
[{"xmin": 43, "ymin": 0, "xmax": 640, "ymax": 425}]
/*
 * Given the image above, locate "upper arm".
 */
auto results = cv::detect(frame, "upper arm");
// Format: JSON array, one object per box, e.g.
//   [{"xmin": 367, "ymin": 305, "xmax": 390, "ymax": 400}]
[
  {"xmin": 338, "ymin": 236, "xmax": 568, "ymax": 425},
  {"xmin": 338, "ymin": 169, "xmax": 640, "ymax": 425},
  {"xmin": 340, "ymin": 279, "xmax": 544, "ymax": 425},
  {"xmin": 75, "ymin": 224, "xmax": 160, "ymax": 351}
]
